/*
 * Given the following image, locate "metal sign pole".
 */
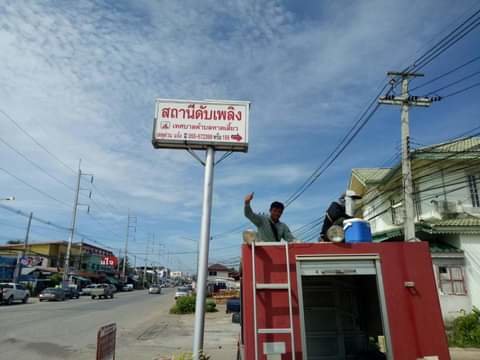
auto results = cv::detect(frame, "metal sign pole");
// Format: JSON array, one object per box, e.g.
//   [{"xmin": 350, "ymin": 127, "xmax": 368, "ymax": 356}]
[{"xmin": 192, "ymin": 146, "xmax": 215, "ymax": 359}]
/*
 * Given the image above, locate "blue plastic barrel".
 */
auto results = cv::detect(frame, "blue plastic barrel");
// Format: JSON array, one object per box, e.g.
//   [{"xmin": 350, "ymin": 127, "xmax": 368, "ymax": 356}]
[{"xmin": 343, "ymin": 219, "xmax": 372, "ymax": 243}]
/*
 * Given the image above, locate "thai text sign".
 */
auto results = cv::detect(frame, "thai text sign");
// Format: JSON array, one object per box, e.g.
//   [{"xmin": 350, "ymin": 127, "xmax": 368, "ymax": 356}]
[
  {"xmin": 96, "ymin": 323, "xmax": 116, "ymax": 360},
  {"xmin": 153, "ymin": 99, "xmax": 250, "ymax": 152},
  {"xmin": 100, "ymin": 256, "xmax": 118, "ymax": 267}
]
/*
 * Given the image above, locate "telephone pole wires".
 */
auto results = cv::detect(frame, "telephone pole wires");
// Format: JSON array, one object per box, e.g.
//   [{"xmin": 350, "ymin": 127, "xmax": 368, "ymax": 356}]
[{"xmin": 379, "ymin": 72, "xmax": 438, "ymax": 241}]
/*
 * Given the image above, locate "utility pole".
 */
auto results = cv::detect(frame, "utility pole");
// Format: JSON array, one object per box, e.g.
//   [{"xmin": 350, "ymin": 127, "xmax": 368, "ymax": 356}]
[
  {"xmin": 63, "ymin": 161, "xmax": 82, "ymax": 282},
  {"xmin": 63, "ymin": 160, "xmax": 93, "ymax": 282},
  {"xmin": 379, "ymin": 72, "xmax": 433, "ymax": 242},
  {"xmin": 13, "ymin": 212, "xmax": 33, "ymax": 283},
  {"xmin": 122, "ymin": 211, "xmax": 137, "ymax": 282},
  {"xmin": 117, "ymin": 249, "xmax": 122, "ymax": 273},
  {"xmin": 143, "ymin": 235, "xmax": 151, "ymax": 288}
]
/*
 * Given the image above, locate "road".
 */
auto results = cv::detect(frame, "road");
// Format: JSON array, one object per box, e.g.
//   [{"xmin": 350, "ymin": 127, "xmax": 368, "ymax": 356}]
[
  {"xmin": 0, "ymin": 289, "xmax": 177, "ymax": 359},
  {"xmin": 0, "ymin": 288, "xmax": 238, "ymax": 360}
]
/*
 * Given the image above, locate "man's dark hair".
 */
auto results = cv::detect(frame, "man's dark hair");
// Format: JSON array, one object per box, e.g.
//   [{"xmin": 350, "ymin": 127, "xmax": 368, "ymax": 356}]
[{"xmin": 270, "ymin": 201, "xmax": 285, "ymax": 211}]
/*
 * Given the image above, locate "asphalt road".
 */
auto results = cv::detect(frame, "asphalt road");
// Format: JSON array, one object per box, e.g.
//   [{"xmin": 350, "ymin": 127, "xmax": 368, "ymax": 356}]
[{"xmin": 0, "ymin": 289, "xmax": 176, "ymax": 360}]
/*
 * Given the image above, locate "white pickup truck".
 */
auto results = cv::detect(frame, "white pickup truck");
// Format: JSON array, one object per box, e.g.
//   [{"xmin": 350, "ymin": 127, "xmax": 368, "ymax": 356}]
[{"xmin": 0, "ymin": 282, "xmax": 30, "ymax": 305}]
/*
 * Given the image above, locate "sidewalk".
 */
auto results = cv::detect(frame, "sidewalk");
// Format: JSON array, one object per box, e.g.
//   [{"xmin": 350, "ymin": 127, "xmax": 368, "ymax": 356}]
[
  {"xmin": 138, "ymin": 303, "xmax": 239, "ymax": 360},
  {"xmin": 450, "ymin": 347, "xmax": 480, "ymax": 360}
]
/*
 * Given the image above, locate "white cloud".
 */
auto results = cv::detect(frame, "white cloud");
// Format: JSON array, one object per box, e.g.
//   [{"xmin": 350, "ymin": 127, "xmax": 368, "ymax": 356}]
[{"xmin": 0, "ymin": 0, "xmax": 477, "ymax": 269}]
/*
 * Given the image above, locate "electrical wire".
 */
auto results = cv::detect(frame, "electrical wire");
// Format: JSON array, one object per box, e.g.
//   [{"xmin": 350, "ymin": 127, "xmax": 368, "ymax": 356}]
[
  {"xmin": 411, "ymin": 55, "xmax": 480, "ymax": 91},
  {"xmin": 442, "ymin": 81, "xmax": 480, "ymax": 98},
  {"xmin": 0, "ymin": 108, "xmax": 76, "ymax": 174},
  {"xmin": 0, "ymin": 167, "xmax": 71, "ymax": 207}
]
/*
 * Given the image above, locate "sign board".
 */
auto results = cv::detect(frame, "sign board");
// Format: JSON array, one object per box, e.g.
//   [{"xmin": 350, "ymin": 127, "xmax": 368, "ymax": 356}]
[
  {"xmin": 152, "ymin": 99, "xmax": 250, "ymax": 152},
  {"xmin": 101, "ymin": 256, "xmax": 118, "ymax": 267},
  {"xmin": 20, "ymin": 256, "xmax": 47, "ymax": 267},
  {"xmin": 96, "ymin": 323, "xmax": 116, "ymax": 360}
]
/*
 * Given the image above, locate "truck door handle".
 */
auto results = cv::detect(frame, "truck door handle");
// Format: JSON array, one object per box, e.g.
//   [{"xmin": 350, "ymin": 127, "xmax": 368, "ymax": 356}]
[{"xmin": 321, "ymin": 269, "xmax": 357, "ymax": 275}]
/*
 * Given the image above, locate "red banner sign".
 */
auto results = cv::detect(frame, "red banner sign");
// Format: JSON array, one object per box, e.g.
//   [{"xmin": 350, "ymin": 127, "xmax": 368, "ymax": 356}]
[{"xmin": 100, "ymin": 256, "xmax": 118, "ymax": 267}]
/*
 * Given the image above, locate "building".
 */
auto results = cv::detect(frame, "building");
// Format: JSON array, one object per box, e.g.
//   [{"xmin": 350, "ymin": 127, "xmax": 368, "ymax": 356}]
[
  {"xmin": 170, "ymin": 271, "xmax": 184, "ymax": 278},
  {"xmin": 349, "ymin": 137, "xmax": 480, "ymax": 320},
  {"xmin": 0, "ymin": 240, "xmax": 81, "ymax": 270},
  {"xmin": 77, "ymin": 242, "xmax": 116, "ymax": 274},
  {"xmin": 207, "ymin": 263, "xmax": 231, "ymax": 282},
  {"xmin": 0, "ymin": 240, "xmax": 117, "ymax": 282}
]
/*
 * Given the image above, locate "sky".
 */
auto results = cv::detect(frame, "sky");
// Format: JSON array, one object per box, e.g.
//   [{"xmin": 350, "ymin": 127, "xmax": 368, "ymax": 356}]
[{"xmin": 0, "ymin": 0, "xmax": 479, "ymax": 273}]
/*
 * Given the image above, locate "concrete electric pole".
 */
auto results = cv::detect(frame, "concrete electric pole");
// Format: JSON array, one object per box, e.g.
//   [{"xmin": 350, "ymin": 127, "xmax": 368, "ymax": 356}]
[
  {"xmin": 63, "ymin": 160, "xmax": 93, "ymax": 282},
  {"xmin": 379, "ymin": 72, "xmax": 433, "ymax": 242},
  {"xmin": 122, "ymin": 211, "xmax": 137, "ymax": 282},
  {"xmin": 12, "ymin": 211, "xmax": 33, "ymax": 283}
]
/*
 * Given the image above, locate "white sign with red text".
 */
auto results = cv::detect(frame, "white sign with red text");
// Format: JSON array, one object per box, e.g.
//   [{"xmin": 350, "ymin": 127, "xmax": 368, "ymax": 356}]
[{"xmin": 152, "ymin": 99, "xmax": 250, "ymax": 152}]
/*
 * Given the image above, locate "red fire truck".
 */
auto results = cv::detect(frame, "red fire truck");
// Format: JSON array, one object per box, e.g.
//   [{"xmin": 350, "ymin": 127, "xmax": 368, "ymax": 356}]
[{"xmin": 239, "ymin": 241, "xmax": 450, "ymax": 360}]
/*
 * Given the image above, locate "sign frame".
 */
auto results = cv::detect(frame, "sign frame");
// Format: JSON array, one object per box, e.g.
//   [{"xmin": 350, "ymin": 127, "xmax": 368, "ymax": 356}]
[
  {"xmin": 96, "ymin": 323, "xmax": 116, "ymax": 360},
  {"xmin": 152, "ymin": 98, "xmax": 250, "ymax": 152}
]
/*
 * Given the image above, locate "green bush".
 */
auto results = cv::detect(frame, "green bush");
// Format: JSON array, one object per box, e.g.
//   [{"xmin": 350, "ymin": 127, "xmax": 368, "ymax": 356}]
[
  {"xmin": 169, "ymin": 296, "xmax": 218, "ymax": 314},
  {"xmin": 206, "ymin": 300, "xmax": 218, "ymax": 313},
  {"xmin": 170, "ymin": 295, "xmax": 196, "ymax": 314},
  {"xmin": 449, "ymin": 308, "xmax": 480, "ymax": 347}
]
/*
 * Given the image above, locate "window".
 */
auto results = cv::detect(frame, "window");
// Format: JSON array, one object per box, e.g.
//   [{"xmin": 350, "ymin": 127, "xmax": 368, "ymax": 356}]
[
  {"xmin": 438, "ymin": 266, "xmax": 466, "ymax": 295},
  {"xmin": 468, "ymin": 175, "xmax": 479, "ymax": 207},
  {"xmin": 209, "ymin": 271, "xmax": 217, "ymax": 276},
  {"xmin": 16, "ymin": 284, "xmax": 25, "ymax": 290},
  {"xmin": 390, "ymin": 200, "xmax": 403, "ymax": 225}
]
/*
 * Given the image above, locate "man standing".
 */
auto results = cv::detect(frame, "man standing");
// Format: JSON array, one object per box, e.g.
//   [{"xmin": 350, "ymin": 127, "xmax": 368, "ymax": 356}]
[{"xmin": 244, "ymin": 192, "xmax": 295, "ymax": 242}]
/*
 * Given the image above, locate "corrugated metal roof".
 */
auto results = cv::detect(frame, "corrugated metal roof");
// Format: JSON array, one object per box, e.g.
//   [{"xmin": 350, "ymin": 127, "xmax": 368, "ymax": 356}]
[
  {"xmin": 351, "ymin": 168, "xmax": 391, "ymax": 185},
  {"xmin": 352, "ymin": 138, "xmax": 480, "ymax": 187},
  {"xmin": 429, "ymin": 218, "xmax": 480, "ymax": 227},
  {"xmin": 414, "ymin": 137, "xmax": 480, "ymax": 155},
  {"xmin": 429, "ymin": 241, "xmax": 463, "ymax": 253}
]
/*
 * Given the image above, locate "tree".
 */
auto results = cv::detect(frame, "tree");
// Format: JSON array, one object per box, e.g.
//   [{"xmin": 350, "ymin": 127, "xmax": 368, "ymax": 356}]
[{"xmin": 7, "ymin": 240, "xmax": 22, "ymax": 244}]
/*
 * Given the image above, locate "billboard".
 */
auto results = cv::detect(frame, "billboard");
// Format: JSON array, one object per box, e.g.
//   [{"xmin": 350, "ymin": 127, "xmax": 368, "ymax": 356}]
[
  {"xmin": 152, "ymin": 99, "xmax": 250, "ymax": 152},
  {"xmin": 100, "ymin": 256, "xmax": 118, "ymax": 267}
]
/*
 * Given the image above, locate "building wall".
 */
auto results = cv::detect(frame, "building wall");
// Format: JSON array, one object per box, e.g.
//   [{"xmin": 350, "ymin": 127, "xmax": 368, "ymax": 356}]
[
  {"xmin": 208, "ymin": 270, "xmax": 229, "ymax": 282},
  {"xmin": 362, "ymin": 160, "xmax": 480, "ymax": 234},
  {"xmin": 452, "ymin": 235, "xmax": 480, "ymax": 310},
  {"xmin": 431, "ymin": 257, "xmax": 472, "ymax": 320}
]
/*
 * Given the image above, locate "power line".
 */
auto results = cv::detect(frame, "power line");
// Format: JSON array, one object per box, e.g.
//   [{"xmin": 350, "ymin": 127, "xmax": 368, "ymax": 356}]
[
  {"xmin": 285, "ymin": 102, "xmax": 384, "ymax": 207},
  {"xmin": 0, "ymin": 135, "xmax": 75, "ymax": 192},
  {"xmin": 408, "ymin": 7, "xmax": 480, "ymax": 72},
  {"xmin": 411, "ymin": 55, "xmax": 480, "ymax": 91},
  {"xmin": 442, "ymin": 81, "xmax": 480, "ymax": 98},
  {"xmin": 0, "ymin": 108, "xmax": 76, "ymax": 174},
  {"xmin": 0, "ymin": 167, "xmax": 71, "ymax": 207},
  {"xmin": 425, "ymin": 70, "xmax": 480, "ymax": 95}
]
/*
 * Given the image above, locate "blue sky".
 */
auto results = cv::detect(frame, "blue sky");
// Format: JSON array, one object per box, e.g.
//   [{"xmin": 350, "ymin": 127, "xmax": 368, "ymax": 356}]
[{"xmin": 0, "ymin": 0, "xmax": 479, "ymax": 273}]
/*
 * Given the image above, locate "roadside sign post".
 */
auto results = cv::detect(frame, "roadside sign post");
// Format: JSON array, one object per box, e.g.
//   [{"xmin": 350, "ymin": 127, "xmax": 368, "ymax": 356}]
[
  {"xmin": 152, "ymin": 99, "xmax": 250, "ymax": 359},
  {"xmin": 96, "ymin": 323, "xmax": 116, "ymax": 360}
]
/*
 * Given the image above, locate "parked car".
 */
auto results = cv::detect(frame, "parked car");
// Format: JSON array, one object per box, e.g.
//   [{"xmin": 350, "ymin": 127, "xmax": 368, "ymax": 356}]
[
  {"xmin": 39, "ymin": 288, "xmax": 66, "ymax": 302},
  {"xmin": 149, "ymin": 285, "xmax": 161, "ymax": 294},
  {"xmin": 63, "ymin": 287, "xmax": 80, "ymax": 299},
  {"xmin": 226, "ymin": 297, "xmax": 240, "ymax": 314},
  {"xmin": 80, "ymin": 284, "xmax": 98, "ymax": 296},
  {"xmin": 0, "ymin": 282, "xmax": 30, "ymax": 305},
  {"xmin": 90, "ymin": 283, "xmax": 115, "ymax": 299},
  {"xmin": 175, "ymin": 287, "xmax": 189, "ymax": 299},
  {"xmin": 122, "ymin": 284, "xmax": 134, "ymax": 291}
]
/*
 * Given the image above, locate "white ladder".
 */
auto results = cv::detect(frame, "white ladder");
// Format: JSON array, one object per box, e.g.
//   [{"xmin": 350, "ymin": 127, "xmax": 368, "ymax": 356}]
[{"xmin": 251, "ymin": 241, "xmax": 295, "ymax": 360}]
